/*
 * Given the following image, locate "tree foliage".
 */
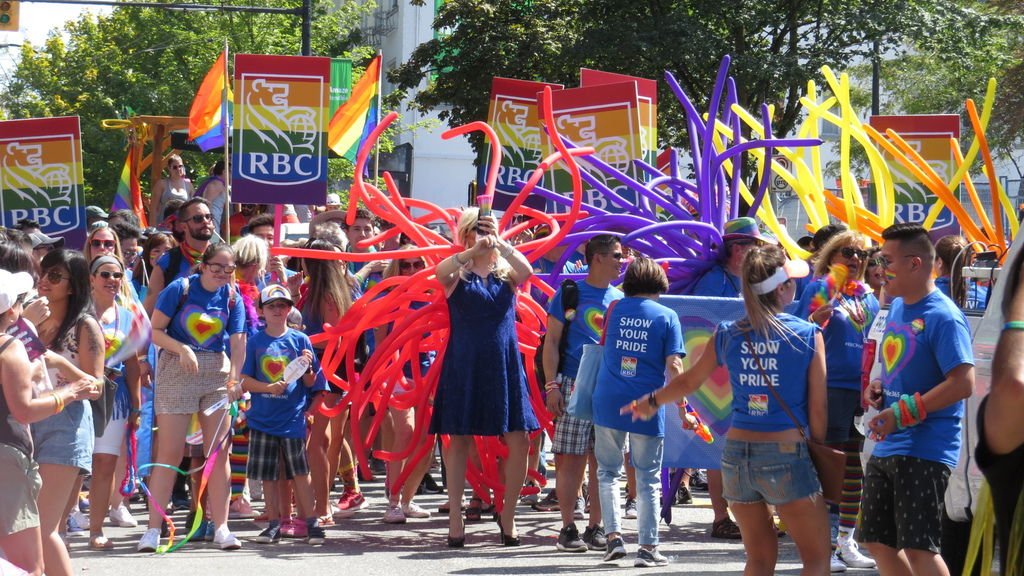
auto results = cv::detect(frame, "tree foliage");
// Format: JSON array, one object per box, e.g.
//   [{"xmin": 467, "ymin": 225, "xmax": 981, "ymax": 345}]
[
  {"xmin": 393, "ymin": 0, "xmax": 1019, "ymax": 157},
  {"xmin": 0, "ymin": 0, "xmax": 376, "ymax": 206}
]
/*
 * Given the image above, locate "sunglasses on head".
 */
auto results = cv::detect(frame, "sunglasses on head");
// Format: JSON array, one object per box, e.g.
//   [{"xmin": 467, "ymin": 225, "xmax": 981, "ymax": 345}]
[
  {"xmin": 96, "ymin": 270, "xmax": 124, "ymax": 280},
  {"xmin": 399, "ymin": 261, "xmax": 426, "ymax": 271},
  {"xmin": 187, "ymin": 214, "xmax": 214, "ymax": 224},
  {"xmin": 91, "ymin": 239, "xmax": 116, "ymax": 249},
  {"xmin": 840, "ymin": 247, "xmax": 868, "ymax": 260}
]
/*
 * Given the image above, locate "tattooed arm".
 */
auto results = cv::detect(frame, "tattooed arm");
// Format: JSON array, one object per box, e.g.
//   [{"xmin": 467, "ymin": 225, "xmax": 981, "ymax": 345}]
[{"xmin": 77, "ymin": 316, "xmax": 106, "ymax": 380}]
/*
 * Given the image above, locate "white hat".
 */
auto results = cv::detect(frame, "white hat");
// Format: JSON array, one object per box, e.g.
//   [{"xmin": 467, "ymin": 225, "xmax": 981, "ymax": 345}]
[{"xmin": 0, "ymin": 270, "xmax": 34, "ymax": 315}]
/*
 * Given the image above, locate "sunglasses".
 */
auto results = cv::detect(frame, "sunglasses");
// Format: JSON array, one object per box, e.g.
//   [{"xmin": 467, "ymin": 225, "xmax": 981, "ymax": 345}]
[
  {"xmin": 840, "ymin": 247, "xmax": 868, "ymax": 260},
  {"xmin": 187, "ymin": 214, "xmax": 214, "ymax": 224},
  {"xmin": 204, "ymin": 263, "xmax": 236, "ymax": 274},
  {"xmin": 96, "ymin": 270, "xmax": 124, "ymax": 280},
  {"xmin": 44, "ymin": 269, "xmax": 69, "ymax": 284},
  {"xmin": 90, "ymin": 239, "xmax": 116, "ymax": 249},
  {"xmin": 605, "ymin": 252, "xmax": 625, "ymax": 261},
  {"xmin": 879, "ymin": 254, "xmax": 920, "ymax": 269},
  {"xmin": 399, "ymin": 261, "xmax": 426, "ymax": 271}
]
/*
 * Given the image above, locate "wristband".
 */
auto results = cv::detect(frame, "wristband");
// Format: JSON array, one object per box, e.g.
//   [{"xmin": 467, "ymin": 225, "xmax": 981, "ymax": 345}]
[
  {"xmin": 1004, "ymin": 320, "xmax": 1024, "ymax": 331},
  {"xmin": 915, "ymin": 392, "xmax": 927, "ymax": 421}
]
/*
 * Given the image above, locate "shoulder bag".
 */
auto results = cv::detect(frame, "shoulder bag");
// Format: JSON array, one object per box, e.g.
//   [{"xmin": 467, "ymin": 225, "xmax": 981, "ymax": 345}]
[
  {"xmin": 566, "ymin": 299, "xmax": 618, "ymax": 421},
  {"xmin": 743, "ymin": 331, "xmax": 845, "ymax": 502}
]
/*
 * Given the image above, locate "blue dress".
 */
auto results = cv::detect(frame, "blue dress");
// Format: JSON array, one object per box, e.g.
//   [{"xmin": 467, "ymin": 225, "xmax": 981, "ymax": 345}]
[{"xmin": 430, "ymin": 272, "xmax": 539, "ymax": 436}]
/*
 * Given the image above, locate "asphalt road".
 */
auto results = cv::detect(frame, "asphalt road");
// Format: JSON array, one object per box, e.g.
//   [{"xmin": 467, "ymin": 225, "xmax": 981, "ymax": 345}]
[{"xmin": 67, "ymin": 475, "xmax": 882, "ymax": 576}]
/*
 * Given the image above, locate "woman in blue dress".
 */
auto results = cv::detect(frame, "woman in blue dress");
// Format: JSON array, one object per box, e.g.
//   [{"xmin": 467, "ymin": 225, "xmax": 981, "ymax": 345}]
[{"xmin": 431, "ymin": 208, "xmax": 537, "ymax": 547}]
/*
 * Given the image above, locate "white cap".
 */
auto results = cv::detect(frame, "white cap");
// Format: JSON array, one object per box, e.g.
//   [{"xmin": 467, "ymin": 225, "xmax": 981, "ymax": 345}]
[
  {"xmin": 326, "ymin": 193, "xmax": 341, "ymax": 206},
  {"xmin": 0, "ymin": 270, "xmax": 34, "ymax": 315}
]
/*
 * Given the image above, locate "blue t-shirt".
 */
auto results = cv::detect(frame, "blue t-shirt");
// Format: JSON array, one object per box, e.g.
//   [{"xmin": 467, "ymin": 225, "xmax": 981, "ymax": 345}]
[
  {"xmin": 155, "ymin": 274, "xmax": 245, "ymax": 353},
  {"xmin": 935, "ymin": 275, "xmax": 990, "ymax": 311},
  {"xmin": 101, "ymin": 303, "xmax": 135, "ymax": 420},
  {"xmin": 155, "ymin": 248, "xmax": 195, "ymax": 283},
  {"xmin": 689, "ymin": 263, "xmax": 741, "ymax": 298},
  {"xmin": 242, "ymin": 328, "xmax": 328, "ymax": 438},
  {"xmin": 593, "ymin": 297, "xmax": 685, "ymax": 437},
  {"xmin": 873, "ymin": 290, "xmax": 974, "ymax": 467},
  {"xmin": 794, "ymin": 279, "xmax": 880, "ymax": 390},
  {"xmin": 715, "ymin": 314, "xmax": 819, "ymax": 432},
  {"xmin": 547, "ymin": 281, "xmax": 623, "ymax": 379}
]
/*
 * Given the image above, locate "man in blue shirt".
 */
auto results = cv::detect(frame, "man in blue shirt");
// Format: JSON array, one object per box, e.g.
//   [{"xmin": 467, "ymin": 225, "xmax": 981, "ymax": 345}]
[
  {"xmin": 862, "ymin": 223, "xmax": 974, "ymax": 575},
  {"xmin": 543, "ymin": 234, "xmax": 624, "ymax": 553},
  {"xmin": 690, "ymin": 217, "xmax": 773, "ymax": 298},
  {"xmin": 142, "ymin": 197, "xmax": 215, "ymax": 315}
]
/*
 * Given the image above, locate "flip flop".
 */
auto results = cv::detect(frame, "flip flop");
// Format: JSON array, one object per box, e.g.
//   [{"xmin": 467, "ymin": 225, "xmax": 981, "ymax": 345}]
[
  {"xmin": 465, "ymin": 497, "xmax": 483, "ymax": 522},
  {"xmin": 89, "ymin": 535, "xmax": 114, "ymax": 550}
]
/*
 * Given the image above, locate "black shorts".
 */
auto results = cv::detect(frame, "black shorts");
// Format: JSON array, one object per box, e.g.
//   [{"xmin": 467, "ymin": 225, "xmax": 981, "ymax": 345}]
[
  {"xmin": 859, "ymin": 454, "xmax": 951, "ymax": 553},
  {"xmin": 825, "ymin": 387, "xmax": 864, "ymax": 443},
  {"xmin": 246, "ymin": 429, "xmax": 309, "ymax": 481}
]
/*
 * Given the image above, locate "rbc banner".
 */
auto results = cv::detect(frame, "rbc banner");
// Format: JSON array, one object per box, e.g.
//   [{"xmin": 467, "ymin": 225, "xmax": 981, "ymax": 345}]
[
  {"xmin": 0, "ymin": 116, "xmax": 86, "ymax": 247},
  {"xmin": 232, "ymin": 54, "xmax": 330, "ymax": 205},
  {"xmin": 869, "ymin": 114, "xmax": 961, "ymax": 240},
  {"xmin": 659, "ymin": 295, "xmax": 745, "ymax": 470}
]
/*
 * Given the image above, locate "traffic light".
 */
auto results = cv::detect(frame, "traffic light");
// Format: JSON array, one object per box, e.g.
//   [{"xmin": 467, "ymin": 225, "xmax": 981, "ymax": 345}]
[{"xmin": 0, "ymin": 1, "xmax": 19, "ymax": 33}]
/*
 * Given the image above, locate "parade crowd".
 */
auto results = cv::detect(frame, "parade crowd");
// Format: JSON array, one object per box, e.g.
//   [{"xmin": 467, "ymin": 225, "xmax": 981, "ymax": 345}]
[{"xmin": 1, "ymin": 156, "xmax": 1023, "ymax": 576}]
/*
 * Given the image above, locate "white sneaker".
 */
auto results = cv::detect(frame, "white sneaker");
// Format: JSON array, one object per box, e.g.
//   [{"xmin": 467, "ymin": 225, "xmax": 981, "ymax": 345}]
[
  {"xmin": 109, "ymin": 503, "xmax": 139, "ymax": 528},
  {"xmin": 67, "ymin": 510, "xmax": 88, "ymax": 534},
  {"xmin": 401, "ymin": 502, "xmax": 431, "ymax": 519},
  {"xmin": 830, "ymin": 551, "xmax": 848, "ymax": 573},
  {"xmin": 213, "ymin": 526, "xmax": 241, "ymax": 550},
  {"xmin": 137, "ymin": 528, "xmax": 161, "ymax": 553},
  {"xmin": 836, "ymin": 537, "xmax": 876, "ymax": 568},
  {"xmin": 382, "ymin": 504, "xmax": 406, "ymax": 524}
]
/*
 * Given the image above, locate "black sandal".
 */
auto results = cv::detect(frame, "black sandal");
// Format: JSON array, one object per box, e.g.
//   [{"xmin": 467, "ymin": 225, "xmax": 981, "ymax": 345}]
[
  {"xmin": 710, "ymin": 517, "xmax": 742, "ymax": 540},
  {"xmin": 495, "ymin": 515, "xmax": 520, "ymax": 546},
  {"xmin": 465, "ymin": 497, "xmax": 483, "ymax": 522}
]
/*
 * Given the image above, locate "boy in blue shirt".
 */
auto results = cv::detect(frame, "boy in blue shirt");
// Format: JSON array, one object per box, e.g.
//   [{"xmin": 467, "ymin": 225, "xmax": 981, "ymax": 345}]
[
  {"xmin": 862, "ymin": 223, "xmax": 974, "ymax": 575},
  {"xmin": 241, "ymin": 284, "xmax": 329, "ymax": 545}
]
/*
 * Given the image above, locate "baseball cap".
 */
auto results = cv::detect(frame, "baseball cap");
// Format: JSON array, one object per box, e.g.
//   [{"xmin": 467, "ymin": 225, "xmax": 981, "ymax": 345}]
[
  {"xmin": 259, "ymin": 284, "xmax": 294, "ymax": 307},
  {"xmin": 326, "ymin": 193, "xmax": 341, "ymax": 207},
  {"xmin": 86, "ymin": 206, "xmax": 109, "ymax": 220},
  {"xmin": 0, "ymin": 270, "xmax": 34, "ymax": 315},
  {"xmin": 28, "ymin": 232, "xmax": 65, "ymax": 250}
]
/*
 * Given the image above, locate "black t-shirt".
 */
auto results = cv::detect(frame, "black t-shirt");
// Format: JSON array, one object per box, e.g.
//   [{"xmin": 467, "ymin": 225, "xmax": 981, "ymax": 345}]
[{"xmin": 976, "ymin": 396, "xmax": 1024, "ymax": 574}]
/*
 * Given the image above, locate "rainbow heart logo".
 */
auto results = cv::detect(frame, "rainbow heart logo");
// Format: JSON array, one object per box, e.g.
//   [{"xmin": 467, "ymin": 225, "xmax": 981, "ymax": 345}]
[
  {"xmin": 680, "ymin": 318, "xmax": 733, "ymax": 429},
  {"xmin": 261, "ymin": 354, "xmax": 289, "ymax": 383},
  {"xmin": 103, "ymin": 329, "xmax": 123, "ymax": 360},
  {"xmin": 182, "ymin": 305, "xmax": 224, "ymax": 347},
  {"xmin": 880, "ymin": 324, "xmax": 916, "ymax": 384},
  {"xmin": 581, "ymin": 306, "xmax": 605, "ymax": 337}
]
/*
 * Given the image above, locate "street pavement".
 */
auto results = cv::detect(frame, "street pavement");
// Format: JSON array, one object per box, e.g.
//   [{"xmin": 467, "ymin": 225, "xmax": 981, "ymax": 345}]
[{"xmin": 71, "ymin": 475, "xmax": 881, "ymax": 575}]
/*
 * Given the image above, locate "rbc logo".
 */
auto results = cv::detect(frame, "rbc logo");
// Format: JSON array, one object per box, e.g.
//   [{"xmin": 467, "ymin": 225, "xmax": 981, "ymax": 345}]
[
  {"xmin": 0, "ymin": 127, "xmax": 83, "ymax": 236},
  {"xmin": 237, "ymin": 75, "xmax": 324, "ymax": 186}
]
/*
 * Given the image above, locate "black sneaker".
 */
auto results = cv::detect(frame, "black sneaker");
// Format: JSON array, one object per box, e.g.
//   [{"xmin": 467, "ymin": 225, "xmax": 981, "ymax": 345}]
[
  {"xmin": 532, "ymin": 490, "xmax": 559, "ymax": 512},
  {"xmin": 254, "ymin": 525, "xmax": 282, "ymax": 544},
  {"xmin": 603, "ymin": 536, "xmax": 627, "ymax": 562},
  {"xmin": 582, "ymin": 524, "xmax": 607, "ymax": 551},
  {"xmin": 677, "ymin": 485, "xmax": 693, "ymax": 505},
  {"xmin": 635, "ymin": 547, "xmax": 669, "ymax": 567},
  {"xmin": 556, "ymin": 523, "xmax": 588, "ymax": 552},
  {"xmin": 306, "ymin": 524, "xmax": 326, "ymax": 546}
]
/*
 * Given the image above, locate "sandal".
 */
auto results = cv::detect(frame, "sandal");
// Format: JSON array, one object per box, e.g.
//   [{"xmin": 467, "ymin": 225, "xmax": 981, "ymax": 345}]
[
  {"xmin": 465, "ymin": 497, "xmax": 483, "ymax": 522},
  {"xmin": 89, "ymin": 535, "xmax": 114, "ymax": 550},
  {"xmin": 710, "ymin": 517, "xmax": 742, "ymax": 540}
]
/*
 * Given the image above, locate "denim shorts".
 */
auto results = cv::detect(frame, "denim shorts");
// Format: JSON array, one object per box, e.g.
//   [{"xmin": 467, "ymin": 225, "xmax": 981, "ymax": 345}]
[
  {"xmin": 720, "ymin": 439, "xmax": 821, "ymax": 506},
  {"xmin": 31, "ymin": 398, "xmax": 94, "ymax": 473}
]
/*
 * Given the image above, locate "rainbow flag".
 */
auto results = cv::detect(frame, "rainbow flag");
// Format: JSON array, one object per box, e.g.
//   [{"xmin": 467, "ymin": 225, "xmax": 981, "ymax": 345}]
[
  {"xmin": 189, "ymin": 50, "xmax": 233, "ymax": 152},
  {"xmin": 110, "ymin": 146, "xmax": 148, "ymax": 227},
  {"xmin": 328, "ymin": 55, "xmax": 381, "ymax": 163}
]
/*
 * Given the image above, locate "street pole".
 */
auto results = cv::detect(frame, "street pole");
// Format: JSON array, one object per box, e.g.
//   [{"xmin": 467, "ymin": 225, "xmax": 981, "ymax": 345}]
[
  {"xmin": 871, "ymin": 39, "xmax": 880, "ymax": 116},
  {"xmin": 301, "ymin": 0, "xmax": 312, "ymax": 56}
]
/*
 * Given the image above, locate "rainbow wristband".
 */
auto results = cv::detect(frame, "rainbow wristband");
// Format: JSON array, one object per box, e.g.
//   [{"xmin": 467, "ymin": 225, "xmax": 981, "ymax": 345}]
[
  {"xmin": 902, "ymin": 394, "xmax": 920, "ymax": 422},
  {"xmin": 1004, "ymin": 321, "xmax": 1024, "ymax": 331},
  {"xmin": 915, "ymin": 392, "xmax": 928, "ymax": 421}
]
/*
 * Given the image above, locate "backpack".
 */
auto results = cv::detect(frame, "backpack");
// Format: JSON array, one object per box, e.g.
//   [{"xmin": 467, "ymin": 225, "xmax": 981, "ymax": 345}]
[
  {"xmin": 534, "ymin": 279, "xmax": 579, "ymax": 385},
  {"xmin": 166, "ymin": 246, "xmax": 187, "ymax": 284},
  {"xmin": 171, "ymin": 276, "xmax": 237, "ymax": 324}
]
